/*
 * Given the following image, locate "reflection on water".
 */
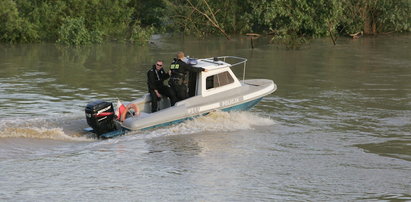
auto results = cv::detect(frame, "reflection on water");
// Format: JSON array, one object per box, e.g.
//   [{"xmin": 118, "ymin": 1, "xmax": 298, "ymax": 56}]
[
  {"xmin": 361, "ymin": 193, "xmax": 411, "ymax": 201},
  {"xmin": 0, "ymin": 34, "xmax": 410, "ymax": 200},
  {"xmin": 357, "ymin": 140, "xmax": 411, "ymax": 161}
]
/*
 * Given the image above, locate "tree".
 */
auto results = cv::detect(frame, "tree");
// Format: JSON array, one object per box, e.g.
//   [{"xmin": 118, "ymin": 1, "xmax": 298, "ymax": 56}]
[{"xmin": 0, "ymin": 0, "xmax": 38, "ymax": 43}]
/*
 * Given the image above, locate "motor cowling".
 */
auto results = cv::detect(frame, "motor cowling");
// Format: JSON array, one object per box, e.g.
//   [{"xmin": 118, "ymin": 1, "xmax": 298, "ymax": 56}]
[{"xmin": 85, "ymin": 100, "xmax": 117, "ymax": 136}]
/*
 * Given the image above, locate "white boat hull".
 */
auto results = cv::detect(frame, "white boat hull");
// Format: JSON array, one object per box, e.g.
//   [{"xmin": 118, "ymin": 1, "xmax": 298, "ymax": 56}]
[{"xmin": 122, "ymin": 79, "xmax": 276, "ymax": 131}]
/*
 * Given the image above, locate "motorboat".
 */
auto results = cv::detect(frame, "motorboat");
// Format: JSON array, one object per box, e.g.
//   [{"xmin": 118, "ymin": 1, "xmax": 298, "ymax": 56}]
[{"xmin": 85, "ymin": 56, "xmax": 277, "ymax": 138}]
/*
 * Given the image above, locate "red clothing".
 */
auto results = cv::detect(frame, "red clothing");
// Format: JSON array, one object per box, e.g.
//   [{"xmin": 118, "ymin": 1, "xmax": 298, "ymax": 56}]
[{"xmin": 116, "ymin": 104, "xmax": 127, "ymax": 120}]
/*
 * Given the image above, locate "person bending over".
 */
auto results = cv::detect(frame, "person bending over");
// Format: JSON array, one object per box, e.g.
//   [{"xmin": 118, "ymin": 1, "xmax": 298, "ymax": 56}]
[{"xmin": 169, "ymin": 51, "xmax": 207, "ymax": 101}]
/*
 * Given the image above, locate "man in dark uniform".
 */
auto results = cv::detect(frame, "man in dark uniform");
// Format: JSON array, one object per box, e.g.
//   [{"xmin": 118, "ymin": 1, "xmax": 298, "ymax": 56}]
[
  {"xmin": 147, "ymin": 60, "xmax": 177, "ymax": 112},
  {"xmin": 169, "ymin": 51, "xmax": 207, "ymax": 101}
]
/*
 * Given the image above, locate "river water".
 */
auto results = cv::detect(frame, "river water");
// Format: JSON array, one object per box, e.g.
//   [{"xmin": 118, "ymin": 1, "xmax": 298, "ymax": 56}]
[{"xmin": 0, "ymin": 34, "xmax": 410, "ymax": 201}]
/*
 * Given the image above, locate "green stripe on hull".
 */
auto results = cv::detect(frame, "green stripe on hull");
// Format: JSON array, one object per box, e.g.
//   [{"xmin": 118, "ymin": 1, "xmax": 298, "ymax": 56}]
[
  {"xmin": 141, "ymin": 97, "xmax": 263, "ymax": 131},
  {"xmin": 100, "ymin": 97, "xmax": 263, "ymax": 138}
]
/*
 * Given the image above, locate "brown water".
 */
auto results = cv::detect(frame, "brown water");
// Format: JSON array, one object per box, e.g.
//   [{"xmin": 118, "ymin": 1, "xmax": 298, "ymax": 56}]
[{"xmin": 0, "ymin": 34, "xmax": 410, "ymax": 201}]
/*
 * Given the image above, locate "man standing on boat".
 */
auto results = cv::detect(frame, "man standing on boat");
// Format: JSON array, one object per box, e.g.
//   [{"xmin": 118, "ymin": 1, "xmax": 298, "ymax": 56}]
[
  {"xmin": 169, "ymin": 51, "xmax": 207, "ymax": 101},
  {"xmin": 147, "ymin": 60, "xmax": 177, "ymax": 112}
]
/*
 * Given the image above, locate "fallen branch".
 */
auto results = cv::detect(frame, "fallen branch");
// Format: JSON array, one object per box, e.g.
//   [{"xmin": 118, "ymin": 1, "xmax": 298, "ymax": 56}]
[
  {"xmin": 349, "ymin": 31, "xmax": 363, "ymax": 39},
  {"xmin": 186, "ymin": 0, "xmax": 231, "ymax": 40},
  {"xmin": 327, "ymin": 21, "xmax": 337, "ymax": 45}
]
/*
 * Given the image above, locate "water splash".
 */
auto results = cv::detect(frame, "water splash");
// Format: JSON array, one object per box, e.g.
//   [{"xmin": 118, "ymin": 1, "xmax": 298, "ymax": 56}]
[
  {"xmin": 0, "ymin": 115, "xmax": 92, "ymax": 141},
  {"xmin": 0, "ymin": 127, "xmax": 90, "ymax": 141},
  {"xmin": 141, "ymin": 111, "xmax": 275, "ymax": 139},
  {"xmin": 0, "ymin": 111, "xmax": 274, "ymax": 141}
]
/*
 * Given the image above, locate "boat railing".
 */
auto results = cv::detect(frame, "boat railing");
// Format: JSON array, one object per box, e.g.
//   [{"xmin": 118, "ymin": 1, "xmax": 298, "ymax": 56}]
[{"xmin": 201, "ymin": 56, "xmax": 248, "ymax": 81}]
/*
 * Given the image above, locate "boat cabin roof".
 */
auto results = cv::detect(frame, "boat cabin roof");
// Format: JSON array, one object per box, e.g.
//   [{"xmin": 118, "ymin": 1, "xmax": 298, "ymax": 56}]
[
  {"xmin": 186, "ymin": 56, "xmax": 247, "ymax": 71},
  {"xmin": 193, "ymin": 58, "xmax": 230, "ymax": 70}
]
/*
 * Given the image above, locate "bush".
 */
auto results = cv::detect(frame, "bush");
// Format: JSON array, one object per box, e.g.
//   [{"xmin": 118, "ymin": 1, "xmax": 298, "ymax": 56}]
[
  {"xmin": 128, "ymin": 21, "xmax": 154, "ymax": 45},
  {"xmin": 57, "ymin": 17, "xmax": 102, "ymax": 45},
  {"xmin": 0, "ymin": 0, "xmax": 38, "ymax": 43}
]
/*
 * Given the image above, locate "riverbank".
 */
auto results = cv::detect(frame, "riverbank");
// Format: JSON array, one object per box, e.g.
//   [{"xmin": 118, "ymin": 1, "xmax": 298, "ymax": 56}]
[{"xmin": 1, "ymin": 0, "xmax": 409, "ymax": 45}]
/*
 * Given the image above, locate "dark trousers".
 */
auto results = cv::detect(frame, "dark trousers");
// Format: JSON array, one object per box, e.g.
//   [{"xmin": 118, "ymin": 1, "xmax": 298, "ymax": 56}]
[
  {"xmin": 149, "ymin": 85, "xmax": 177, "ymax": 112},
  {"xmin": 169, "ymin": 81, "xmax": 188, "ymax": 101}
]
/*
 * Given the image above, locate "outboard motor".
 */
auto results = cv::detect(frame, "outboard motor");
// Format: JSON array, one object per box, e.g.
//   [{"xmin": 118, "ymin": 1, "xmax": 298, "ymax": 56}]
[{"xmin": 85, "ymin": 100, "xmax": 117, "ymax": 136}]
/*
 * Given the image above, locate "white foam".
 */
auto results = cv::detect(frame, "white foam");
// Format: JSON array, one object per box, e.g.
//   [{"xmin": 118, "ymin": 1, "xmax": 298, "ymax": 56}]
[
  {"xmin": 143, "ymin": 111, "xmax": 275, "ymax": 138},
  {"xmin": 0, "ymin": 126, "xmax": 90, "ymax": 141},
  {"xmin": 0, "ymin": 115, "xmax": 92, "ymax": 141},
  {"xmin": 0, "ymin": 111, "xmax": 274, "ymax": 142}
]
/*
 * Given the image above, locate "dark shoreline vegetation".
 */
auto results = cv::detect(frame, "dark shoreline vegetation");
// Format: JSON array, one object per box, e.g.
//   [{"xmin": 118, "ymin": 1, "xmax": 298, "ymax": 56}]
[{"xmin": 1, "ymin": 0, "xmax": 410, "ymax": 46}]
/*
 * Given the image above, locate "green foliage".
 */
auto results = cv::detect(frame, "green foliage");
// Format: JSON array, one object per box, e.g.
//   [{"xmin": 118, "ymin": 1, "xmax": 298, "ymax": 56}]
[
  {"xmin": 57, "ymin": 17, "xmax": 102, "ymax": 46},
  {"xmin": 24, "ymin": 0, "xmax": 66, "ymax": 41},
  {"xmin": 0, "ymin": 0, "xmax": 409, "ymax": 45},
  {"xmin": 129, "ymin": 0, "xmax": 166, "ymax": 28},
  {"xmin": 162, "ymin": 0, "xmax": 252, "ymax": 38},
  {"xmin": 1, "ymin": 0, "xmax": 149, "ymax": 45},
  {"xmin": 161, "ymin": 0, "xmax": 207, "ymax": 36},
  {"xmin": 340, "ymin": 0, "xmax": 410, "ymax": 34},
  {"xmin": 162, "ymin": 0, "xmax": 409, "ymax": 39},
  {"xmin": 246, "ymin": 0, "xmax": 344, "ymax": 36},
  {"xmin": 79, "ymin": 0, "xmax": 134, "ymax": 39},
  {"xmin": 128, "ymin": 22, "xmax": 154, "ymax": 45},
  {"xmin": 0, "ymin": 0, "xmax": 38, "ymax": 43}
]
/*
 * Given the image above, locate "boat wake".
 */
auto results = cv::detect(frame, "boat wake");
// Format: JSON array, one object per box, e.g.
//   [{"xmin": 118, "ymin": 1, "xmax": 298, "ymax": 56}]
[
  {"xmin": 0, "ymin": 116, "xmax": 92, "ymax": 141},
  {"xmin": 0, "ymin": 111, "xmax": 274, "ymax": 141},
  {"xmin": 0, "ymin": 127, "xmax": 90, "ymax": 141},
  {"xmin": 139, "ymin": 110, "xmax": 275, "ymax": 139}
]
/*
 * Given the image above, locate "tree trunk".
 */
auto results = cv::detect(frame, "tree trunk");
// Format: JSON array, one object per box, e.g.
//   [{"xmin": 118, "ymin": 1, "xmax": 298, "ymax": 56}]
[
  {"xmin": 363, "ymin": 14, "xmax": 373, "ymax": 34},
  {"xmin": 372, "ymin": 21, "xmax": 377, "ymax": 34}
]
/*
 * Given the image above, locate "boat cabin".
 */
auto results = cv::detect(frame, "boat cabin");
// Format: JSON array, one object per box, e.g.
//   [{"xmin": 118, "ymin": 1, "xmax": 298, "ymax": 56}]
[
  {"xmin": 188, "ymin": 56, "xmax": 244, "ymax": 98},
  {"xmin": 135, "ymin": 56, "xmax": 247, "ymax": 113}
]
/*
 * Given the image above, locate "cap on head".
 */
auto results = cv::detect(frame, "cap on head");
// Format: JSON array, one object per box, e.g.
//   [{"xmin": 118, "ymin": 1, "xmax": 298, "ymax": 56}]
[{"xmin": 177, "ymin": 51, "xmax": 185, "ymax": 59}]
